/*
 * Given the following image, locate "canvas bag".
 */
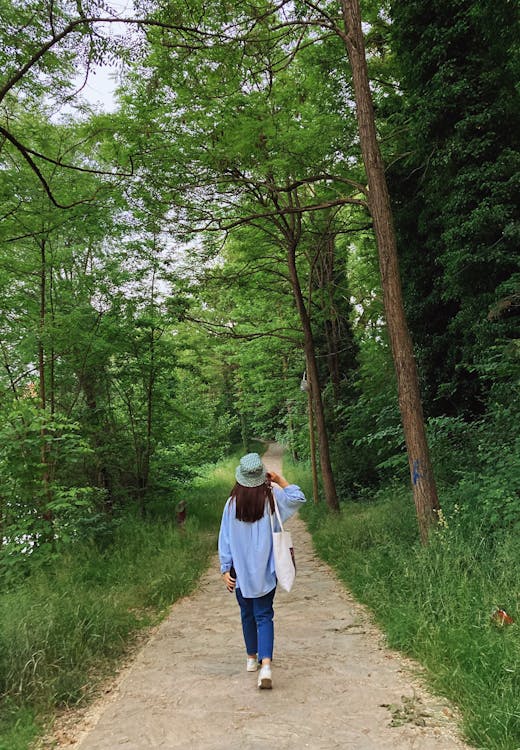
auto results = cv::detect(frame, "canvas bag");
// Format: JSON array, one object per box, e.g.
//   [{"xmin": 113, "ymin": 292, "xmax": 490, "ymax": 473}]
[{"xmin": 270, "ymin": 492, "xmax": 296, "ymax": 592}]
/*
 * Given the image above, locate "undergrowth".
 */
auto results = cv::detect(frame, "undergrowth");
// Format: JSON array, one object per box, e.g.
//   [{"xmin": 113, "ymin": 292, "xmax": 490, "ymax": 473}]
[
  {"xmin": 0, "ymin": 450, "xmax": 241, "ymax": 750},
  {"xmin": 293, "ymin": 461, "xmax": 520, "ymax": 750}
]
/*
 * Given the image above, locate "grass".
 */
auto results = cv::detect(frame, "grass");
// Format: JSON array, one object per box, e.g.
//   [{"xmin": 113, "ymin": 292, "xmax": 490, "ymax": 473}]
[
  {"xmin": 0, "ymin": 449, "xmax": 244, "ymax": 750},
  {"xmin": 0, "ymin": 704, "xmax": 39, "ymax": 750},
  {"xmin": 290, "ymin": 459, "xmax": 520, "ymax": 750}
]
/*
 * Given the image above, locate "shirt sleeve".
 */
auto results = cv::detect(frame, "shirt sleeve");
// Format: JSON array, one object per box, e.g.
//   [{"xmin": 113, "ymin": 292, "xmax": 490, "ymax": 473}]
[
  {"xmin": 218, "ymin": 499, "xmax": 233, "ymax": 574},
  {"xmin": 274, "ymin": 484, "xmax": 306, "ymax": 524}
]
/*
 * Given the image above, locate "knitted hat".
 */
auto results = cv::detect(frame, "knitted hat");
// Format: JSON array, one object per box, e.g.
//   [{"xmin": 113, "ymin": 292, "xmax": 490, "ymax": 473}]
[{"xmin": 235, "ymin": 452, "xmax": 267, "ymax": 487}]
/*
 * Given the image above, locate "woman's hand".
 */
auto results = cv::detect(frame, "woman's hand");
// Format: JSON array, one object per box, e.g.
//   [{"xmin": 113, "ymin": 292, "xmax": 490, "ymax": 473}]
[
  {"xmin": 223, "ymin": 570, "xmax": 236, "ymax": 592},
  {"xmin": 267, "ymin": 470, "xmax": 289, "ymax": 488}
]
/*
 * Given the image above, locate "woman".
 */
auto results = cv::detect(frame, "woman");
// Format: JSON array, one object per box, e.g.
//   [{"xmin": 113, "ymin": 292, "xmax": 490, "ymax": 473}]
[{"xmin": 218, "ymin": 452, "xmax": 306, "ymax": 689}]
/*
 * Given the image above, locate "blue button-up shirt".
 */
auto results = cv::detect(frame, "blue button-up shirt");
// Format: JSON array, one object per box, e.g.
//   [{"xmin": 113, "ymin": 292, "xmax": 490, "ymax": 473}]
[{"xmin": 218, "ymin": 484, "xmax": 306, "ymax": 598}]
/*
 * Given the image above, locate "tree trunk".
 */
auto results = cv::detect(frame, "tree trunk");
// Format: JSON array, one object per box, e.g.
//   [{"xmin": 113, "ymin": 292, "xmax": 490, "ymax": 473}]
[
  {"xmin": 240, "ymin": 411, "xmax": 249, "ymax": 452},
  {"xmin": 319, "ymin": 234, "xmax": 342, "ymax": 404},
  {"xmin": 283, "ymin": 356, "xmax": 298, "ymax": 461},
  {"xmin": 140, "ymin": 258, "xmax": 160, "ymax": 517},
  {"xmin": 1, "ymin": 342, "xmax": 18, "ymax": 397},
  {"xmin": 287, "ymin": 243, "xmax": 340, "ymax": 511},
  {"xmin": 307, "ymin": 378, "xmax": 320, "ymax": 504},
  {"xmin": 38, "ymin": 238, "xmax": 54, "ymax": 542},
  {"xmin": 38, "ymin": 241, "xmax": 47, "ymax": 413},
  {"xmin": 78, "ymin": 372, "xmax": 114, "ymax": 514},
  {"xmin": 340, "ymin": 0, "xmax": 440, "ymax": 542}
]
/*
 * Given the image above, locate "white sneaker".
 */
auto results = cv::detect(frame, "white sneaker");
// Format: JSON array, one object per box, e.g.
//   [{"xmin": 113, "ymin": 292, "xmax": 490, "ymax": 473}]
[
  {"xmin": 246, "ymin": 657, "xmax": 258, "ymax": 672},
  {"xmin": 257, "ymin": 664, "xmax": 272, "ymax": 689}
]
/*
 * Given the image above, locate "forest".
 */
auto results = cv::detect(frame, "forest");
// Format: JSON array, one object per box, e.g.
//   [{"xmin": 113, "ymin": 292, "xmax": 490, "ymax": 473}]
[{"xmin": 0, "ymin": 1, "xmax": 519, "ymax": 748}]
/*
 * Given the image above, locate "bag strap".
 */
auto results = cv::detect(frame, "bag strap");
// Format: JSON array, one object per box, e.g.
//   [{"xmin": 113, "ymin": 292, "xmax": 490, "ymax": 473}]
[{"xmin": 269, "ymin": 490, "xmax": 284, "ymax": 532}]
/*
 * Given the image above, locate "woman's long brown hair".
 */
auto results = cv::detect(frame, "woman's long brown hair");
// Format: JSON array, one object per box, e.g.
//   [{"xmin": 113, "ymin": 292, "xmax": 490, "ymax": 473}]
[{"xmin": 230, "ymin": 481, "xmax": 275, "ymax": 522}]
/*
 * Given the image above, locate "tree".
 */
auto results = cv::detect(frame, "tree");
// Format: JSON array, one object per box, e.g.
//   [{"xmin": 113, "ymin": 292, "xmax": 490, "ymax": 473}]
[
  {"xmin": 0, "ymin": 0, "xmax": 217, "ymax": 209},
  {"xmin": 388, "ymin": 0, "xmax": 520, "ymax": 416},
  {"xmin": 115, "ymin": 18, "xmax": 375, "ymax": 510},
  {"xmin": 332, "ymin": 0, "xmax": 440, "ymax": 540},
  {"xmin": 0, "ymin": 110, "xmax": 122, "ymax": 539},
  {"xmin": 0, "ymin": 95, "xmax": 219, "ymax": 548}
]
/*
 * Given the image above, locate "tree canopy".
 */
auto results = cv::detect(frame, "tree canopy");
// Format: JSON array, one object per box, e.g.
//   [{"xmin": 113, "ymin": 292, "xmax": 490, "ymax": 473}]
[{"xmin": 0, "ymin": 0, "xmax": 518, "ymax": 558}]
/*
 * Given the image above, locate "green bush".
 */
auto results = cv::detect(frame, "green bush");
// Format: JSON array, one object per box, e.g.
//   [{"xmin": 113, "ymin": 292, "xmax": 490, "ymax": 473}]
[{"xmin": 426, "ymin": 400, "xmax": 520, "ymax": 539}]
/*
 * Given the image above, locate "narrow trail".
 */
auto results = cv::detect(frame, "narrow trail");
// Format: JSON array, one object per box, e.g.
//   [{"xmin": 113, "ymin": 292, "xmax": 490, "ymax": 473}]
[{"xmin": 62, "ymin": 444, "xmax": 471, "ymax": 750}]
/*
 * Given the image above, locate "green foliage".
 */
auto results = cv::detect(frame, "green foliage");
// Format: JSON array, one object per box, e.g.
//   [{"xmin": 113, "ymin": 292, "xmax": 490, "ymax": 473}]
[
  {"xmin": 0, "ymin": 401, "xmax": 106, "ymax": 576},
  {"xmin": 389, "ymin": 0, "xmax": 520, "ymax": 416},
  {"xmin": 432, "ymin": 420, "xmax": 520, "ymax": 540},
  {"xmin": 329, "ymin": 321, "xmax": 404, "ymax": 493},
  {"xmin": 0, "ymin": 98, "xmax": 238, "ymax": 560},
  {"xmin": 424, "ymin": 344, "xmax": 520, "ymax": 539}
]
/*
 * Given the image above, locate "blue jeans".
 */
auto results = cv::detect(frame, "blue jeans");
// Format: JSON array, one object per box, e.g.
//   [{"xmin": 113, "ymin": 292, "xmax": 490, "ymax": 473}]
[{"xmin": 235, "ymin": 587, "xmax": 276, "ymax": 662}]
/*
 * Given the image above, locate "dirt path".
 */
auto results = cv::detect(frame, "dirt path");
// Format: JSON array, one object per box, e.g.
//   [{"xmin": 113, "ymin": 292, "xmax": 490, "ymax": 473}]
[{"xmin": 60, "ymin": 444, "xmax": 471, "ymax": 750}]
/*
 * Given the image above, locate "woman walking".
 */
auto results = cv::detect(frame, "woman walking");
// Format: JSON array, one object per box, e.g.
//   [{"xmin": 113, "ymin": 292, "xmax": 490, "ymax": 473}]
[{"xmin": 218, "ymin": 452, "xmax": 306, "ymax": 689}]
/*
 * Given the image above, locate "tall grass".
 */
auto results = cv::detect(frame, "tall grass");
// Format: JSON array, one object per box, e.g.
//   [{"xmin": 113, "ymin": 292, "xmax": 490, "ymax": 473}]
[
  {"xmin": 0, "ymin": 450, "xmax": 240, "ymax": 750},
  {"xmin": 290, "ymin": 462, "xmax": 519, "ymax": 750}
]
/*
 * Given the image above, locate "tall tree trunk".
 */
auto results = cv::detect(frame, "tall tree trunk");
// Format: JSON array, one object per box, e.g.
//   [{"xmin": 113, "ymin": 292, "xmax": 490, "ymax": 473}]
[
  {"xmin": 78, "ymin": 372, "xmax": 114, "ymax": 514},
  {"xmin": 38, "ymin": 239, "xmax": 54, "ymax": 541},
  {"xmin": 282, "ymin": 356, "xmax": 298, "ymax": 461},
  {"xmin": 49, "ymin": 255, "xmax": 56, "ymax": 416},
  {"xmin": 1, "ymin": 342, "xmax": 18, "ymax": 397},
  {"xmin": 319, "ymin": 234, "xmax": 341, "ymax": 403},
  {"xmin": 340, "ymin": 0, "xmax": 440, "ymax": 541},
  {"xmin": 38, "ymin": 241, "xmax": 47, "ymax": 413},
  {"xmin": 286, "ymin": 401, "xmax": 298, "ymax": 461},
  {"xmin": 240, "ymin": 411, "xmax": 248, "ymax": 452},
  {"xmin": 287, "ymin": 243, "xmax": 339, "ymax": 511},
  {"xmin": 306, "ymin": 377, "xmax": 320, "ymax": 504},
  {"xmin": 140, "ymin": 265, "xmax": 158, "ymax": 518}
]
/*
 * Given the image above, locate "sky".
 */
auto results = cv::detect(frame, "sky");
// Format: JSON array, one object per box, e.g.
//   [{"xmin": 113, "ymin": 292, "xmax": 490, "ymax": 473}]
[
  {"xmin": 73, "ymin": 0, "xmax": 134, "ymax": 112},
  {"xmin": 77, "ymin": 67, "xmax": 121, "ymax": 111}
]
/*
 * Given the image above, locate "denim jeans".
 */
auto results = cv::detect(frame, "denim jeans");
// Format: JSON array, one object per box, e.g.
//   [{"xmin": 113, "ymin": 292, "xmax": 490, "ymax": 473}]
[{"xmin": 235, "ymin": 587, "xmax": 276, "ymax": 661}]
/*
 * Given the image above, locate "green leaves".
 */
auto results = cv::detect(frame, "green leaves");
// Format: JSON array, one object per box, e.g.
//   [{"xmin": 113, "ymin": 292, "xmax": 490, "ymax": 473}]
[{"xmin": 389, "ymin": 0, "xmax": 520, "ymax": 416}]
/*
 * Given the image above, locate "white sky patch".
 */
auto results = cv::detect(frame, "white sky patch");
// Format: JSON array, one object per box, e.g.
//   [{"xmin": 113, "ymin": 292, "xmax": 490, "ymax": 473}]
[
  {"xmin": 71, "ymin": 0, "xmax": 135, "ymax": 112},
  {"xmin": 77, "ymin": 66, "xmax": 121, "ymax": 112}
]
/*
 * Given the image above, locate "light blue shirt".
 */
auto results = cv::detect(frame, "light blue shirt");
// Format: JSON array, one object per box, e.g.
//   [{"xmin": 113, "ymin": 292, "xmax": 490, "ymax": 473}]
[{"xmin": 218, "ymin": 484, "xmax": 306, "ymax": 598}]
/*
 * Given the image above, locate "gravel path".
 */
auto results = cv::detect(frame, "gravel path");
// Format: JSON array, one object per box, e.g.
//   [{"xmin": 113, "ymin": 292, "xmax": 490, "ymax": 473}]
[{"xmin": 61, "ymin": 444, "xmax": 471, "ymax": 750}]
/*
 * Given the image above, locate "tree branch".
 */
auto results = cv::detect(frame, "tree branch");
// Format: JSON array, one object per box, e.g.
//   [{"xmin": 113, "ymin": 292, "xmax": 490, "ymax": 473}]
[
  {"xmin": 184, "ymin": 315, "xmax": 301, "ymax": 344},
  {"xmin": 0, "ymin": 16, "xmax": 211, "ymax": 105},
  {"xmin": 0, "ymin": 126, "xmax": 102, "ymax": 209},
  {"xmin": 23, "ymin": 142, "xmax": 134, "ymax": 177},
  {"xmin": 211, "ymin": 196, "xmax": 366, "ymax": 232}
]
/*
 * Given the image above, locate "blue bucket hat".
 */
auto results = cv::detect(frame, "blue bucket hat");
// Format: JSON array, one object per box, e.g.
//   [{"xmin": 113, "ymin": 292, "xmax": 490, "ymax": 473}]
[{"xmin": 235, "ymin": 452, "xmax": 267, "ymax": 487}]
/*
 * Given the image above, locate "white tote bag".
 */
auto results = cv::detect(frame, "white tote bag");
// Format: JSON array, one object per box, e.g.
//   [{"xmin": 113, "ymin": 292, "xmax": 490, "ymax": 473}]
[{"xmin": 270, "ymin": 494, "xmax": 296, "ymax": 592}]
